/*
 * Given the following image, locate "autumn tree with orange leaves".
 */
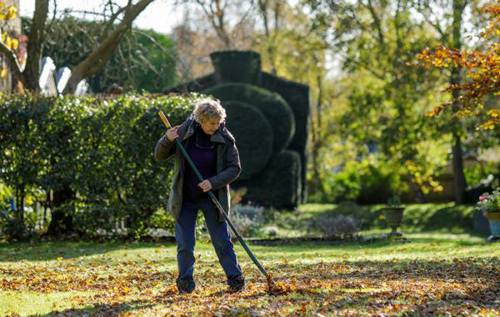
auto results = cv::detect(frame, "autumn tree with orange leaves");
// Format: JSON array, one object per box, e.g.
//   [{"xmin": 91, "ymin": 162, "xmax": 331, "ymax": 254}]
[{"xmin": 417, "ymin": 4, "xmax": 499, "ymax": 130}]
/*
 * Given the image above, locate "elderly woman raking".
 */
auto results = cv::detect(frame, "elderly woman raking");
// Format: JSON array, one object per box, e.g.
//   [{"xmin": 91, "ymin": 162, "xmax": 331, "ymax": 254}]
[{"xmin": 154, "ymin": 99, "xmax": 245, "ymax": 294}]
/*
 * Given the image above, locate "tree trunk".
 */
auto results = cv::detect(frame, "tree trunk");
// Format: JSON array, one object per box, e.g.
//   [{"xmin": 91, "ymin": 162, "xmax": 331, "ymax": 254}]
[
  {"xmin": 449, "ymin": 0, "xmax": 468, "ymax": 204},
  {"xmin": 23, "ymin": 0, "xmax": 49, "ymax": 91},
  {"xmin": 312, "ymin": 70, "xmax": 326, "ymax": 198},
  {"xmin": 452, "ymin": 130, "xmax": 467, "ymax": 203},
  {"xmin": 46, "ymin": 187, "xmax": 75, "ymax": 237},
  {"xmin": 15, "ymin": 185, "xmax": 25, "ymax": 222},
  {"xmin": 257, "ymin": 0, "xmax": 278, "ymax": 75}
]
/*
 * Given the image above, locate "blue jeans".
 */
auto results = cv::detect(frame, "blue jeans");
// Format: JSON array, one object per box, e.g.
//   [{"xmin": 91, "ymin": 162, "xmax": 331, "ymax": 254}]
[{"xmin": 175, "ymin": 197, "xmax": 242, "ymax": 281}]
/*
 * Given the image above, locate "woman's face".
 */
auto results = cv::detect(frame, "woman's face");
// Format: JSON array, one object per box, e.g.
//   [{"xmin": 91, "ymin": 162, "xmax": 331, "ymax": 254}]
[{"xmin": 200, "ymin": 117, "xmax": 221, "ymax": 135}]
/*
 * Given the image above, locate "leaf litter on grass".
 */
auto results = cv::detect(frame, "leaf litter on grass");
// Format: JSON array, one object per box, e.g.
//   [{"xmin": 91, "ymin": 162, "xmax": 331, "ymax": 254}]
[{"xmin": 0, "ymin": 254, "xmax": 498, "ymax": 316}]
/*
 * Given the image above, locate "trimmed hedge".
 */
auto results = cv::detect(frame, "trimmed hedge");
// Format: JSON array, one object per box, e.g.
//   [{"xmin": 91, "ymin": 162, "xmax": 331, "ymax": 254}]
[
  {"xmin": 223, "ymin": 100, "xmax": 273, "ymax": 180},
  {"xmin": 0, "ymin": 93, "xmax": 196, "ymax": 237},
  {"xmin": 239, "ymin": 150, "xmax": 302, "ymax": 209},
  {"xmin": 210, "ymin": 51, "xmax": 262, "ymax": 84},
  {"xmin": 204, "ymin": 83, "xmax": 295, "ymax": 154}
]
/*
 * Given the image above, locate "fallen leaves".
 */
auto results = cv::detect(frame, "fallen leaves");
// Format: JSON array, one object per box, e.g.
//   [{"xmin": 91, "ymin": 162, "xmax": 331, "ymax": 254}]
[{"xmin": 0, "ymin": 251, "xmax": 498, "ymax": 316}]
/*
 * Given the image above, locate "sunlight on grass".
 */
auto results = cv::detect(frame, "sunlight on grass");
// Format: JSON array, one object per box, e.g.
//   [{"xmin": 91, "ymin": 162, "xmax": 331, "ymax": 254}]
[
  {"xmin": 340, "ymin": 287, "xmax": 392, "ymax": 293},
  {"xmin": 237, "ymin": 232, "xmax": 499, "ymax": 265},
  {"xmin": 0, "ymin": 291, "xmax": 94, "ymax": 316},
  {"xmin": 297, "ymin": 203, "xmax": 337, "ymax": 214},
  {"xmin": 0, "ymin": 232, "xmax": 498, "ymax": 316}
]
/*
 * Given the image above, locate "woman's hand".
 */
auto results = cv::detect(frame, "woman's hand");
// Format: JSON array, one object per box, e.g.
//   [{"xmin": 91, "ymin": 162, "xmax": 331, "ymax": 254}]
[
  {"xmin": 166, "ymin": 126, "xmax": 179, "ymax": 141},
  {"xmin": 198, "ymin": 180, "xmax": 213, "ymax": 192}
]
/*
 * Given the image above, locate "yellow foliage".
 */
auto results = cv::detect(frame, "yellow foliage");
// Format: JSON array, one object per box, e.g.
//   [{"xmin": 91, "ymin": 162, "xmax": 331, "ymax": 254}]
[
  {"xmin": 6, "ymin": 5, "xmax": 17, "ymax": 20},
  {"xmin": 10, "ymin": 37, "xmax": 17, "ymax": 50},
  {"xmin": 477, "ymin": 120, "xmax": 496, "ymax": 130},
  {"xmin": 489, "ymin": 109, "xmax": 499, "ymax": 118}
]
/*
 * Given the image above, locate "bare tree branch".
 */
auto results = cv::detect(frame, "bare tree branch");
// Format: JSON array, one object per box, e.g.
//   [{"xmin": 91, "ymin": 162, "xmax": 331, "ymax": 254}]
[
  {"xmin": 0, "ymin": 40, "xmax": 23, "ymax": 77},
  {"xmin": 195, "ymin": 0, "xmax": 232, "ymax": 48},
  {"xmin": 65, "ymin": 0, "xmax": 155, "ymax": 93},
  {"xmin": 364, "ymin": 0, "xmax": 385, "ymax": 47}
]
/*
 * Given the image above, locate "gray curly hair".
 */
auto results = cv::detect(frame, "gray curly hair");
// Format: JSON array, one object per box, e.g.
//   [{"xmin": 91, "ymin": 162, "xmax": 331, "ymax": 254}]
[{"xmin": 193, "ymin": 98, "xmax": 226, "ymax": 123}]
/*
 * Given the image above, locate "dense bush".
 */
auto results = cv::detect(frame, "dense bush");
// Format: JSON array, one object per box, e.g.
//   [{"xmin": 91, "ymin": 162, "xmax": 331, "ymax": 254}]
[
  {"xmin": 0, "ymin": 93, "xmax": 197, "ymax": 239},
  {"xmin": 318, "ymin": 160, "xmax": 399, "ymax": 204},
  {"xmin": 464, "ymin": 162, "xmax": 499, "ymax": 187}
]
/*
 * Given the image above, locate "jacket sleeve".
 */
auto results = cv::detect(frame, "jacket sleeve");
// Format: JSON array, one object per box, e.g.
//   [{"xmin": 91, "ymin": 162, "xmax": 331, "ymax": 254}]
[
  {"xmin": 208, "ymin": 141, "xmax": 242, "ymax": 190},
  {"xmin": 154, "ymin": 134, "xmax": 176, "ymax": 161}
]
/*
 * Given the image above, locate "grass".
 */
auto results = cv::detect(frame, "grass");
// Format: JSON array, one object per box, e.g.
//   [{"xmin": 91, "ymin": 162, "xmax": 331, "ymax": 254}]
[
  {"xmin": 0, "ymin": 232, "xmax": 498, "ymax": 316},
  {"xmin": 259, "ymin": 202, "xmax": 476, "ymax": 237}
]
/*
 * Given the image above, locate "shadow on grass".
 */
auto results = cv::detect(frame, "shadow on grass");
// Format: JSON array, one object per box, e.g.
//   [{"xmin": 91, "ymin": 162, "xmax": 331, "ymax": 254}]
[
  {"xmin": 33, "ymin": 299, "xmax": 155, "ymax": 317},
  {"xmin": 0, "ymin": 240, "xmax": 176, "ymax": 262},
  {"xmin": 1, "ymin": 230, "xmax": 490, "ymax": 262},
  {"xmin": 248, "ymin": 233, "xmax": 488, "ymax": 253}
]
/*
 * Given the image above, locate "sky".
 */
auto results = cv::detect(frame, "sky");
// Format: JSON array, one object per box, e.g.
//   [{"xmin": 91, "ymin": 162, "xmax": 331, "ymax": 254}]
[{"xmin": 20, "ymin": 0, "xmax": 182, "ymax": 34}]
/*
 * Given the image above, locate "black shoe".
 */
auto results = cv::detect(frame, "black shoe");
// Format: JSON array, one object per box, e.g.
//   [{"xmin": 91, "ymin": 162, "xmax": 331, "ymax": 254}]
[
  {"xmin": 227, "ymin": 275, "xmax": 245, "ymax": 293},
  {"xmin": 176, "ymin": 277, "xmax": 196, "ymax": 294}
]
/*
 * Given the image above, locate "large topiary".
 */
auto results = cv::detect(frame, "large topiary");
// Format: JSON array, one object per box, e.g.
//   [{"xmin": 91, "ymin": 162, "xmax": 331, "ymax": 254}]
[
  {"xmin": 165, "ymin": 50, "xmax": 310, "ymax": 209},
  {"xmin": 223, "ymin": 101, "xmax": 273, "ymax": 180},
  {"xmin": 205, "ymin": 83, "xmax": 295, "ymax": 153}
]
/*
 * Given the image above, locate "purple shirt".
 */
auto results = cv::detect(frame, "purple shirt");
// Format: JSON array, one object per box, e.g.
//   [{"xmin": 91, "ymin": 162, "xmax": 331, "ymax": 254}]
[{"xmin": 183, "ymin": 125, "xmax": 217, "ymax": 201}]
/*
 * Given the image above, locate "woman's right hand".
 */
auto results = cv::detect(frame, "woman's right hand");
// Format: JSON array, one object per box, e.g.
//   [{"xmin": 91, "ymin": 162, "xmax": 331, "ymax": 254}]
[{"xmin": 166, "ymin": 126, "xmax": 179, "ymax": 141}]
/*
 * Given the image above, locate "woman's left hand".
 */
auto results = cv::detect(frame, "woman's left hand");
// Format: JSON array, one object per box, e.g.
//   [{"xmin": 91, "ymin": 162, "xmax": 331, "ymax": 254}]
[{"xmin": 198, "ymin": 180, "xmax": 213, "ymax": 192}]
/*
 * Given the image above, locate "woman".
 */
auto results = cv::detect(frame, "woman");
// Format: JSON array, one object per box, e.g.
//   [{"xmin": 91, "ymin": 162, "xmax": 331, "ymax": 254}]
[{"xmin": 154, "ymin": 98, "xmax": 244, "ymax": 294}]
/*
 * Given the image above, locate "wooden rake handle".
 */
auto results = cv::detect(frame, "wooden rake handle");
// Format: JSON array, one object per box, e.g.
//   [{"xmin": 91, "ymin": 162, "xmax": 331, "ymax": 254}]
[{"xmin": 158, "ymin": 111, "xmax": 172, "ymax": 129}]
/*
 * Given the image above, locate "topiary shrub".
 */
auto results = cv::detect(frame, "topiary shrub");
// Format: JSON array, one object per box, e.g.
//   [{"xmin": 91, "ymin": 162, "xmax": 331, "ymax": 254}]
[
  {"xmin": 240, "ymin": 150, "xmax": 301, "ymax": 209},
  {"xmin": 205, "ymin": 83, "xmax": 295, "ymax": 154},
  {"xmin": 261, "ymin": 73, "xmax": 309, "ymax": 201},
  {"xmin": 223, "ymin": 100, "xmax": 274, "ymax": 180},
  {"xmin": 210, "ymin": 50, "xmax": 262, "ymax": 84}
]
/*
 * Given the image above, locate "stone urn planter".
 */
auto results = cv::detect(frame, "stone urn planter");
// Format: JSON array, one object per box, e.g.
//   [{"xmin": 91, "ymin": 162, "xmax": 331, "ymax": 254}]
[
  {"xmin": 383, "ymin": 207, "xmax": 405, "ymax": 237},
  {"xmin": 484, "ymin": 211, "xmax": 500, "ymax": 242},
  {"xmin": 477, "ymin": 189, "xmax": 500, "ymax": 242}
]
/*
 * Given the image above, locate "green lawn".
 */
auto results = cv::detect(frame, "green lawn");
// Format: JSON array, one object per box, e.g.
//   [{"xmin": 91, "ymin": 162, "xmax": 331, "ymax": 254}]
[
  {"xmin": 0, "ymin": 232, "xmax": 498, "ymax": 316},
  {"xmin": 260, "ymin": 202, "xmax": 476, "ymax": 238}
]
